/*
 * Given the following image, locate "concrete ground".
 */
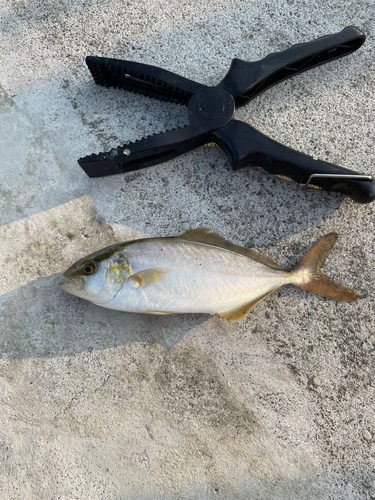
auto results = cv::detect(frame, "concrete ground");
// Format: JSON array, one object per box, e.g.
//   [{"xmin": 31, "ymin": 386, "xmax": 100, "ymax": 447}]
[{"xmin": 0, "ymin": 0, "xmax": 374, "ymax": 498}]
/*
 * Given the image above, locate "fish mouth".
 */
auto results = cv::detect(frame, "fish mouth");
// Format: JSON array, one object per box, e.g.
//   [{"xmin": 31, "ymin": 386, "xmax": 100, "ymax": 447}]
[
  {"xmin": 60, "ymin": 273, "xmax": 85, "ymax": 295},
  {"xmin": 59, "ymin": 281, "xmax": 77, "ymax": 293}
]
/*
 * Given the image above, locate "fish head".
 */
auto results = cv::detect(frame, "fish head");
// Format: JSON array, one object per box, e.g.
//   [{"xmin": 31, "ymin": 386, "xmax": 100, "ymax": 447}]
[{"xmin": 60, "ymin": 244, "xmax": 130, "ymax": 304}]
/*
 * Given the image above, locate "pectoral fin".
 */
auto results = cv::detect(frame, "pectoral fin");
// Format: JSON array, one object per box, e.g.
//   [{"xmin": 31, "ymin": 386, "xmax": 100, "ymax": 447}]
[
  {"xmin": 219, "ymin": 289, "xmax": 277, "ymax": 321},
  {"xmin": 130, "ymin": 268, "xmax": 169, "ymax": 289}
]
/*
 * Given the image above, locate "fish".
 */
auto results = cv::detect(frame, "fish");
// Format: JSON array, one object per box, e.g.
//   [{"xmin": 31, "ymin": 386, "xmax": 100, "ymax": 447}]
[{"xmin": 59, "ymin": 228, "xmax": 360, "ymax": 320}]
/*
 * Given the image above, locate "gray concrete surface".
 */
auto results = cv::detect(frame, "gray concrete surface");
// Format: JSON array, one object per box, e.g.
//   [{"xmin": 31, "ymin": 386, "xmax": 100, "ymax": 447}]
[{"xmin": 0, "ymin": 0, "xmax": 374, "ymax": 498}]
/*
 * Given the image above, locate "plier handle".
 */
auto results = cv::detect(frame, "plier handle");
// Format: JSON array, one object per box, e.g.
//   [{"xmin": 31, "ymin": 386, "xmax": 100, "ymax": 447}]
[{"xmin": 79, "ymin": 26, "xmax": 375, "ymax": 204}]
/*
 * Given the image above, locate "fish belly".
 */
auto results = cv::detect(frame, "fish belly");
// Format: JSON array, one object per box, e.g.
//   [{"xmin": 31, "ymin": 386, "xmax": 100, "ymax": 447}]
[{"xmin": 101, "ymin": 240, "xmax": 288, "ymax": 314}]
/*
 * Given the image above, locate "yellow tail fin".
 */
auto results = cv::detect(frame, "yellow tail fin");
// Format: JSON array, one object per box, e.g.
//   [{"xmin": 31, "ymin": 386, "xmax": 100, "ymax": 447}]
[{"xmin": 291, "ymin": 233, "xmax": 360, "ymax": 302}]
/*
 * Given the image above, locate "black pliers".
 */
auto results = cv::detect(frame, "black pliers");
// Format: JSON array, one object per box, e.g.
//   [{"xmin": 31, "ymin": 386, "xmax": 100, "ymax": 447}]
[{"xmin": 79, "ymin": 26, "xmax": 375, "ymax": 204}]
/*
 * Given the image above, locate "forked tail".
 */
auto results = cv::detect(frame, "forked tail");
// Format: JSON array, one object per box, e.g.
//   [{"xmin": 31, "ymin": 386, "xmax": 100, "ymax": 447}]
[{"xmin": 291, "ymin": 233, "xmax": 360, "ymax": 301}]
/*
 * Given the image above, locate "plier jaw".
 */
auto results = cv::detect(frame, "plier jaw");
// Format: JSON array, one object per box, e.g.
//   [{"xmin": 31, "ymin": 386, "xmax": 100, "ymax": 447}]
[{"xmin": 78, "ymin": 26, "xmax": 375, "ymax": 204}]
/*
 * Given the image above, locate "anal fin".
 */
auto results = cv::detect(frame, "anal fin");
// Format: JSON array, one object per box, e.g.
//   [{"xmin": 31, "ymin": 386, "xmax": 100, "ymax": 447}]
[{"xmin": 219, "ymin": 289, "xmax": 276, "ymax": 321}]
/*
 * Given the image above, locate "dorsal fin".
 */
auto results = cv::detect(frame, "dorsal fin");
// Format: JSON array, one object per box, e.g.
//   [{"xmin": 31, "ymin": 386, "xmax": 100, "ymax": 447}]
[
  {"xmin": 219, "ymin": 289, "xmax": 277, "ymax": 321},
  {"xmin": 179, "ymin": 227, "xmax": 284, "ymax": 271}
]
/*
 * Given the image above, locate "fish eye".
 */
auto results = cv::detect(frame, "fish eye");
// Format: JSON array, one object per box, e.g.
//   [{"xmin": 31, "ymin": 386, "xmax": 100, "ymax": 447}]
[{"xmin": 81, "ymin": 261, "xmax": 97, "ymax": 275}]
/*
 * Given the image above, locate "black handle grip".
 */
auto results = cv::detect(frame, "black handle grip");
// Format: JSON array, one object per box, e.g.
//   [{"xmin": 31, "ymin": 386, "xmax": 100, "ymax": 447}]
[
  {"xmin": 218, "ymin": 26, "xmax": 365, "ymax": 107},
  {"xmin": 212, "ymin": 121, "xmax": 375, "ymax": 204}
]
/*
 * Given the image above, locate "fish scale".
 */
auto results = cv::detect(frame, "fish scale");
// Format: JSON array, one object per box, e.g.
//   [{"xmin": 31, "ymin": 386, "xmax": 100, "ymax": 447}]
[
  {"xmin": 106, "ymin": 238, "xmax": 287, "ymax": 313},
  {"xmin": 125, "ymin": 239, "xmax": 270, "ymax": 277}
]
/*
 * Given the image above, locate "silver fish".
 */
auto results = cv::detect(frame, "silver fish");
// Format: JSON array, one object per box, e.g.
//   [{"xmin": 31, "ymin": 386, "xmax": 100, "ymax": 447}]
[{"xmin": 59, "ymin": 228, "xmax": 360, "ymax": 320}]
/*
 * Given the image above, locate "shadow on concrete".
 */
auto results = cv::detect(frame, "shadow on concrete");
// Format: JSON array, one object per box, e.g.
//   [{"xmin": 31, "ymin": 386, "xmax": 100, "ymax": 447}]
[{"xmin": 0, "ymin": 273, "xmax": 208, "ymax": 360}]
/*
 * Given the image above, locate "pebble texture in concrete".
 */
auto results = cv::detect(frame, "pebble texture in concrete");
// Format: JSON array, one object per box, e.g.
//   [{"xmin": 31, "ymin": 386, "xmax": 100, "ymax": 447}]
[{"xmin": 0, "ymin": 0, "xmax": 374, "ymax": 498}]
